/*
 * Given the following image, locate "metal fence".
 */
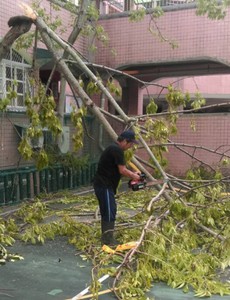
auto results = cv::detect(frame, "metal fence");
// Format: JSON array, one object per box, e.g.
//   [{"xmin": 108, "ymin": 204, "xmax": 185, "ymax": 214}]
[
  {"xmin": 0, "ymin": 163, "xmax": 98, "ymax": 206},
  {"xmin": 104, "ymin": 0, "xmax": 196, "ymax": 13}
]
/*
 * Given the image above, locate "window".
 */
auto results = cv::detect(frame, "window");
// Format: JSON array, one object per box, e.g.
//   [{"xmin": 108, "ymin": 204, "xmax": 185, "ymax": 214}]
[
  {"xmin": 67, "ymin": 0, "xmax": 79, "ymax": 6},
  {"xmin": 134, "ymin": 0, "xmax": 161, "ymax": 9},
  {"xmin": 0, "ymin": 49, "xmax": 31, "ymax": 109},
  {"xmin": 65, "ymin": 94, "xmax": 81, "ymax": 113}
]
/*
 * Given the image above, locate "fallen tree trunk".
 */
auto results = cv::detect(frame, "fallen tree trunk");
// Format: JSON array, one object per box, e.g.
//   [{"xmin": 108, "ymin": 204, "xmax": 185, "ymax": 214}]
[{"xmin": 0, "ymin": 16, "xmax": 34, "ymax": 61}]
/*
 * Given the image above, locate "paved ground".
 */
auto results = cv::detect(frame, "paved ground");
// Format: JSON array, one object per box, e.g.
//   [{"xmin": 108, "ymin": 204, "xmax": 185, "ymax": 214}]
[
  {"xmin": 1, "ymin": 186, "xmax": 230, "ymax": 300},
  {"xmin": 1, "ymin": 238, "xmax": 89, "ymax": 300},
  {"xmin": 1, "ymin": 238, "xmax": 230, "ymax": 300}
]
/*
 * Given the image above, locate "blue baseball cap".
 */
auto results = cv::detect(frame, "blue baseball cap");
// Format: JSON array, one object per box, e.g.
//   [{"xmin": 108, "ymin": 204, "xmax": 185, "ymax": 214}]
[{"xmin": 119, "ymin": 130, "xmax": 138, "ymax": 144}]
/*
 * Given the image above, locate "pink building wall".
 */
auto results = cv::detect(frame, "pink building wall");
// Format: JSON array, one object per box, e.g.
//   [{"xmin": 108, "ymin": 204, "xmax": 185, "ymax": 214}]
[
  {"xmin": 95, "ymin": 6, "xmax": 230, "ymax": 118},
  {"xmin": 165, "ymin": 114, "xmax": 230, "ymax": 176},
  {"xmin": 182, "ymin": 75, "xmax": 230, "ymax": 94},
  {"xmin": 140, "ymin": 74, "xmax": 230, "ymax": 103},
  {"xmin": 95, "ymin": 8, "xmax": 230, "ymax": 68},
  {"xmin": 0, "ymin": 114, "xmax": 33, "ymax": 168},
  {"xmin": 1, "ymin": 2, "xmax": 230, "ymax": 176}
]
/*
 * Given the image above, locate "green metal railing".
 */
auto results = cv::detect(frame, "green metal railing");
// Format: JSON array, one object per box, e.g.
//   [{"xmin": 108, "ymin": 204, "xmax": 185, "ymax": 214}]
[{"xmin": 0, "ymin": 162, "xmax": 98, "ymax": 206}]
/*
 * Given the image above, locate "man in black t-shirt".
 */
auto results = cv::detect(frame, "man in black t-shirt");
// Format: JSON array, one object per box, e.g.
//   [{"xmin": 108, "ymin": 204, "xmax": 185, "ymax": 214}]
[{"xmin": 93, "ymin": 130, "xmax": 141, "ymax": 246}]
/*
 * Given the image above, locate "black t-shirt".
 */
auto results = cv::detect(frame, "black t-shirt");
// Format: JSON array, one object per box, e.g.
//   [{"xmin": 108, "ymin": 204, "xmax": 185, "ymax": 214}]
[{"xmin": 94, "ymin": 143, "xmax": 125, "ymax": 193}]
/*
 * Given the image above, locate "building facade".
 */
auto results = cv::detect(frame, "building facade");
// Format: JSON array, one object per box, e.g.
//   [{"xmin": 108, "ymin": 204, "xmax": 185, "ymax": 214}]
[{"xmin": 1, "ymin": 0, "xmax": 230, "ymax": 179}]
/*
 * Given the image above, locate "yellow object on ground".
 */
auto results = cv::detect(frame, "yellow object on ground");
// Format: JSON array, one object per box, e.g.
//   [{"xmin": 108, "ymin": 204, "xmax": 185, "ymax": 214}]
[
  {"xmin": 102, "ymin": 244, "xmax": 116, "ymax": 254},
  {"xmin": 115, "ymin": 241, "xmax": 138, "ymax": 251},
  {"xmin": 102, "ymin": 241, "xmax": 138, "ymax": 254}
]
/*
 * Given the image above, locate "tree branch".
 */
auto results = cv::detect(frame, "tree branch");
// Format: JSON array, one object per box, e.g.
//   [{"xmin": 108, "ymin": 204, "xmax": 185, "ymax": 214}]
[{"xmin": 0, "ymin": 16, "xmax": 34, "ymax": 61}]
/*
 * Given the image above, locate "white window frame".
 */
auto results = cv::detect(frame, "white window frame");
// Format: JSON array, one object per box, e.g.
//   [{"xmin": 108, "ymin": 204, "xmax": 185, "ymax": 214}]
[
  {"xmin": 67, "ymin": 0, "xmax": 79, "ymax": 6},
  {"xmin": 0, "ymin": 50, "xmax": 31, "ymax": 110}
]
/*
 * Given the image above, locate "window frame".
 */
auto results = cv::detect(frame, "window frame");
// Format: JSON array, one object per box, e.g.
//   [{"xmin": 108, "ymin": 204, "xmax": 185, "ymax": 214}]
[{"xmin": 0, "ymin": 51, "xmax": 31, "ymax": 110}]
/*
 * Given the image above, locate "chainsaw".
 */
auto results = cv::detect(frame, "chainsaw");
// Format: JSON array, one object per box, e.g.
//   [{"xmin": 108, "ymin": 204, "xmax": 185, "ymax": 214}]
[{"xmin": 128, "ymin": 172, "xmax": 147, "ymax": 191}]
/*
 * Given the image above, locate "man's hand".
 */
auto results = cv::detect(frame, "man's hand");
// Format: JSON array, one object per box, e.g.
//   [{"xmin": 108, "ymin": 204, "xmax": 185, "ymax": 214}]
[
  {"xmin": 132, "ymin": 172, "xmax": 141, "ymax": 181},
  {"xmin": 118, "ymin": 165, "xmax": 141, "ymax": 180}
]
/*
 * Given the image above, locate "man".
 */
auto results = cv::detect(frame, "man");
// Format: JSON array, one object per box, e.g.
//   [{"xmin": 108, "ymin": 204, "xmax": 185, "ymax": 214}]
[{"xmin": 93, "ymin": 130, "xmax": 141, "ymax": 246}]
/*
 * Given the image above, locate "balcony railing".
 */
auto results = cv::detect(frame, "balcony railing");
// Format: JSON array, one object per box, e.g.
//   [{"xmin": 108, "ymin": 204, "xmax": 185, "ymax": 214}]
[{"xmin": 100, "ymin": 0, "xmax": 196, "ymax": 14}]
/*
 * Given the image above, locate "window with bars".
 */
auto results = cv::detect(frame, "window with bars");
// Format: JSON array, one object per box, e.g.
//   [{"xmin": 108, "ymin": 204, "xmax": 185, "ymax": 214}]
[
  {"xmin": 0, "ymin": 49, "xmax": 31, "ymax": 109},
  {"xmin": 67, "ymin": 0, "xmax": 79, "ymax": 6}
]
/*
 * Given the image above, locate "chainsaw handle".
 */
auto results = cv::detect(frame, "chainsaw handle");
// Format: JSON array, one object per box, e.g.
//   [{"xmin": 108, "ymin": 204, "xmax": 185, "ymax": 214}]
[{"xmin": 128, "ymin": 161, "xmax": 141, "ymax": 173}]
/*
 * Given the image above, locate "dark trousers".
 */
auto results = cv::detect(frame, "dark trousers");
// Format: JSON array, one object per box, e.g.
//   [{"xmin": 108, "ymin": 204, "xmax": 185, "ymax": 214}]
[{"xmin": 94, "ymin": 185, "xmax": 117, "ymax": 222}]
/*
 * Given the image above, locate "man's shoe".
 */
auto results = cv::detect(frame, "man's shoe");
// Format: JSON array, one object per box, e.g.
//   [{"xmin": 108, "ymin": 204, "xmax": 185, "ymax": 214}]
[
  {"xmin": 101, "ymin": 220, "xmax": 119, "ymax": 246},
  {"xmin": 101, "ymin": 235, "xmax": 119, "ymax": 246}
]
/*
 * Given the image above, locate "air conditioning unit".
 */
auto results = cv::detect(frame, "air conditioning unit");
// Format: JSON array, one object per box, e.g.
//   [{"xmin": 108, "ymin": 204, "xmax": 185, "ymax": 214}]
[
  {"xmin": 59, "ymin": 126, "xmax": 70, "ymax": 153},
  {"xmin": 30, "ymin": 135, "xmax": 44, "ymax": 149},
  {"xmin": 21, "ymin": 128, "xmax": 44, "ymax": 150}
]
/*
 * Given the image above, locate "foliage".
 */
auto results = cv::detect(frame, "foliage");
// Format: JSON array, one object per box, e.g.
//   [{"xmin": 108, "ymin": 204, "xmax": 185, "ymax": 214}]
[
  {"xmin": 191, "ymin": 92, "xmax": 206, "ymax": 109},
  {"xmin": 0, "ymin": 218, "xmax": 23, "ymax": 265},
  {"xmin": 79, "ymin": 2, "xmax": 109, "ymax": 50},
  {"xmin": 46, "ymin": 145, "xmax": 89, "ymax": 169},
  {"xmin": 86, "ymin": 80, "xmax": 101, "ymax": 95},
  {"xmin": 144, "ymin": 85, "xmax": 194, "ymax": 142},
  {"xmin": 0, "ymin": 81, "xmax": 18, "ymax": 112},
  {"xmin": 129, "ymin": 8, "xmax": 146, "ymax": 22},
  {"xmin": 17, "ymin": 80, "xmax": 62, "ymax": 169},
  {"xmin": 0, "ymin": 97, "xmax": 10, "ymax": 111},
  {"xmin": 0, "ymin": 244, "xmax": 24, "ymax": 265},
  {"xmin": 129, "ymin": 0, "xmax": 230, "ymax": 23},
  {"xmin": 143, "ymin": 89, "xmax": 186, "ymax": 173},
  {"xmin": 0, "ymin": 172, "xmax": 229, "ymax": 298},
  {"xmin": 71, "ymin": 106, "xmax": 87, "ymax": 152},
  {"xmin": 146, "ymin": 99, "xmax": 158, "ymax": 114},
  {"xmin": 106, "ymin": 79, "xmax": 122, "ymax": 98},
  {"xmin": 16, "ymin": 200, "xmax": 48, "ymax": 224},
  {"xmin": 1, "ymin": 1, "xmax": 230, "ymax": 297},
  {"xmin": 196, "ymin": 0, "xmax": 230, "ymax": 20},
  {"xmin": 152, "ymin": 6, "xmax": 164, "ymax": 19},
  {"xmin": 3, "ymin": 80, "xmax": 89, "ymax": 170},
  {"xmin": 15, "ymin": 0, "xmax": 64, "ymax": 50}
]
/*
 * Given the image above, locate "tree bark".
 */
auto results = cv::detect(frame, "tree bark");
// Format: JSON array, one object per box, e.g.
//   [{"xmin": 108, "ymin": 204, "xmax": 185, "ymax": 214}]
[
  {"xmin": 0, "ymin": 16, "xmax": 33, "ymax": 61},
  {"xmin": 56, "ymin": 0, "xmax": 90, "ymax": 149},
  {"xmin": 34, "ymin": 15, "xmax": 174, "ymax": 203}
]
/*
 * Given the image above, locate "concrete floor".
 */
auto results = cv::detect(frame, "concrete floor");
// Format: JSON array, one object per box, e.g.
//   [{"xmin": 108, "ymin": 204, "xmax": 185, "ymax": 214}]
[
  {"xmin": 1, "ymin": 186, "xmax": 229, "ymax": 300},
  {"xmin": 1, "ymin": 238, "xmax": 230, "ymax": 300}
]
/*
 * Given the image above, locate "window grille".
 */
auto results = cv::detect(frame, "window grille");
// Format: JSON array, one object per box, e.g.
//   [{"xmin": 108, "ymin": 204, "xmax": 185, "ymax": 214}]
[
  {"xmin": 110, "ymin": 0, "xmax": 195, "ymax": 11},
  {"xmin": 133, "ymin": 0, "xmax": 160, "ymax": 9},
  {"xmin": 0, "ymin": 49, "xmax": 31, "ymax": 109},
  {"xmin": 67, "ymin": 0, "xmax": 79, "ymax": 6}
]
